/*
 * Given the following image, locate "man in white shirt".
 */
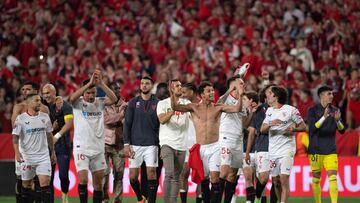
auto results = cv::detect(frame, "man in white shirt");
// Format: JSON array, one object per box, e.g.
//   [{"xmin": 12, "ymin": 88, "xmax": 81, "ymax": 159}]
[
  {"xmin": 260, "ymin": 86, "xmax": 306, "ymax": 203},
  {"xmin": 12, "ymin": 93, "xmax": 55, "ymax": 203},
  {"xmin": 157, "ymin": 79, "xmax": 189, "ymax": 203},
  {"xmin": 69, "ymin": 70, "xmax": 117, "ymax": 203}
]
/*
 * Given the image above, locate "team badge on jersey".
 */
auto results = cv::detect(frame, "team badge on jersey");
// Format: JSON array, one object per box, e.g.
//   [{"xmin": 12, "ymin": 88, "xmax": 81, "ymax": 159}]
[
  {"xmin": 41, "ymin": 119, "xmax": 45, "ymax": 123},
  {"xmin": 136, "ymin": 101, "xmax": 140, "ymax": 108},
  {"xmin": 25, "ymin": 122, "xmax": 30, "ymax": 125}
]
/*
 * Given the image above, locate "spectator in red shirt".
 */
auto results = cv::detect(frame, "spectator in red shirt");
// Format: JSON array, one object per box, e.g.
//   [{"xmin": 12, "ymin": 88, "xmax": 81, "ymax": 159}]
[
  {"xmin": 295, "ymin": 89, "xmax": 315, "ymax": 122},
  {"xmin": 16, "ymin": 33, "xmax": 37, "ymax": 67}
]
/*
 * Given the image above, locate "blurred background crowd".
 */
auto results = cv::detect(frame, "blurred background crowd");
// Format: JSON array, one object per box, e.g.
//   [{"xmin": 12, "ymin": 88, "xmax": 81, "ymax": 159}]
[{"xmin": 0, "ymin": 0, "xmax": 359, "ymax": 154}]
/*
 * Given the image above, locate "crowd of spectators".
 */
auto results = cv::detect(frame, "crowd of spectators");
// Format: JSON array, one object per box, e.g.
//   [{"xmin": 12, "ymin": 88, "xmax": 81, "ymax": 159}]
[{"xmin": 0, "ymin": 0, "xmax": 360, "ymax": 138}]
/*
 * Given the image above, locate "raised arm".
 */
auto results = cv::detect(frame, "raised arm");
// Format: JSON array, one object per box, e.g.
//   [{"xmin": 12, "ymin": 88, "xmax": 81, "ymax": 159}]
[
  {"xmin": 220, "ymin": 83, "xmax": 243, "ymax": 113},
  {"xmin": 99, "ymin": 79, "xmax": 118, "ymax": 106},
  {"xmin": 170, "ymin": 88, "xmax": 193, "ymax": 112},
  {"xmin": 69, "ymin": 73, "xmax": 96, "ymax": 105}
]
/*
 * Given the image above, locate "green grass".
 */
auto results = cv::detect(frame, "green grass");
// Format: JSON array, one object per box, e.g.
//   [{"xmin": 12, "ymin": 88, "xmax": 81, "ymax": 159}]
[{"xmin": 1, "ymin": 196, "xmax": 359, "ymax": 202}]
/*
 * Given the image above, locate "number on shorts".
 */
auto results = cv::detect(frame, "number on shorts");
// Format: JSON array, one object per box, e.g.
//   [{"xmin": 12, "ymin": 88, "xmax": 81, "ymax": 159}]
[
  {"xmin": 259, "ymin": 156, "xmax": 263, "ymax": 165},
  {"xmin": 311, "ymin": 154, "xmax": 318, "ymax": 162},
  {"xmin": 221, "ymin": 147, "xmax": 231, "ymax": 155},
  {"xmin": 78, "ymin": 154, "xmax": 85, "ymax": 160},
  {"xmin": 270, "ymin": 160, "xmax": 277, "ymax": 168},
  {"xmin": 22, "ymin": 165, "xmax": 31, "ymax": 171}
]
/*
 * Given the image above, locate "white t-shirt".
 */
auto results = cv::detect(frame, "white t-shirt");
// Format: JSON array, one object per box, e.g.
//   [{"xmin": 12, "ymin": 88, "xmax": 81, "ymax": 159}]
[
  {"xmin": 157, "ymin": 97, "xmax": 189, "ymax": 151},
  {"xmin": 12, "ymin": 112, "xmax": 53, "ymax": 165},
  {"xmin": 72, "ymin": 97, "xmax": 106, "ymax": 156},
  {"xmin": 263, "ymin": 104, "xmax": 303, "ymax": 157},
  {"xmin": 219, "ymin": 94, "xmax": 247, "ymax": 146}
]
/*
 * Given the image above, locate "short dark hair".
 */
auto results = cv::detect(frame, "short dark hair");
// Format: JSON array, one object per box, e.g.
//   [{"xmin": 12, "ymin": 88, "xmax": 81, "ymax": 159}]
[
  {"xmin": 226, "ymin": 75, "xmax": 240, "ymax": 89},
  {"xmin": 271, "ymin": 86, "xmax": 288, "ymax": 105},
  {"xmin": 259, "ymin": 84, "xmax": 276, "ymax": 103},
  {"xmin": 141, "ymin": 76, "xmax": 154, "ymax": 84},
  {"xmin": 82, "ymin": 79, "xmax": 95, "ymax": 88},
  {"xmin": 157, "ymin": 82, "xmax": 168, "ymax": 90},
  {"xmin": 169, "ymin": 79, "xmax": 180, "ymax": 87},
  {"xmin": 23, "ymin": 81, "xmax": 40, "ymax": 92},
  {"xmin": 244, "ymin": 91, "xmax": 259, "ymax": 104},
  {"xmin": 317, "ymin": 85, "xmax": 333, "ymax": 96},
  {"xmin": 198, "ymin": 81, "xmax": 213, "ymax": 94},
  {"xmin": 182, "ymin": 83, "xmax": 197, "ymax": 93},
  {"xmin": 26, "ymin": 93, "xmax": 39, "ymax": 100}
]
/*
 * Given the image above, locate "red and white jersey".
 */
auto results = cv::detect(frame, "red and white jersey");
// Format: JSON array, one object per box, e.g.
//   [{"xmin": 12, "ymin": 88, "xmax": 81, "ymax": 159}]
[
  {"xmin": 72, "ymin": 97, "xmax": 106, "ymax": 156},
  {"xmin": 12, "ymin": 112, "xmax": 53, "ymax": 164},
  {"xmin": 219, "ymin": 94, "xmax": 247, "ymax": 147},
  {"xmin": 263, "ymin": 104, "xmax": 303, "ymax": 157}
]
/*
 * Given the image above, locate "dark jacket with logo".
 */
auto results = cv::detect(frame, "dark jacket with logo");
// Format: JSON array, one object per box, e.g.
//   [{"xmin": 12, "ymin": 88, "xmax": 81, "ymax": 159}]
[{"xmin": 123, "ymin": 94, "xmax": 160, "ymax": 146}]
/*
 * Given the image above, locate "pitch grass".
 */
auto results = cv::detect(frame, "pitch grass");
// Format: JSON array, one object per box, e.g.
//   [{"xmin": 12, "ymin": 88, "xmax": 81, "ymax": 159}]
[{"xmin": 0, "ymin": 196, "xmax": 359, "ymax": 202}]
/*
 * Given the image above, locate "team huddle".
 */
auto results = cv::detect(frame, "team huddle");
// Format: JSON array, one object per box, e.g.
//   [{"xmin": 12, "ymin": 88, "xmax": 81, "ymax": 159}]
[{"xmin": 12, "ymin": 68, "xmax": 345, "ymax": 203}]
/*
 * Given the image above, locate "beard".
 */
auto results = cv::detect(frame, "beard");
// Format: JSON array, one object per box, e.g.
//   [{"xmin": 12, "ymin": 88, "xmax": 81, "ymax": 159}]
[{"xmin": 141, "ymin": 90, "xmax": 150, "ymax": 95}]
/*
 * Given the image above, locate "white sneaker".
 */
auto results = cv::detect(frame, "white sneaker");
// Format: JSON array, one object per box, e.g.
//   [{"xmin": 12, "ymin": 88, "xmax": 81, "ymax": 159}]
[
  {"xmin": 237, "ymin": 63, "xmax": 250, "ymax": 78},
  {"xmin": 230, "ymin": 195, "xmax": 237, "ymax": 203}
]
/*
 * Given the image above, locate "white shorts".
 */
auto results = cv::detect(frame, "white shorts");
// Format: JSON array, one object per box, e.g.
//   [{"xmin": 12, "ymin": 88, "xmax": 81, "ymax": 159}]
[
  {"xmin": 220, "ymin": 144, "xmax": 243, "ymax": 169},
  {"xmin": 129, "ymin": 145, "xmax": 158, "ymax": 168},
  {"xmin": 243, "ymin": 153, "xmax": 256, "ymax": 169},
  {"xmin": 255, "ymin": 152, "xmax": 270, "ymax": 173},
  {"xmin": 74, "ymin": 151, "xmax": 106, "ymax": 172},
  {"xmin": 269, "ymin": 156, "xmax": 294, "ymax": 177},
  {"xmin": 21, "ymin": 162, "xmax": 52, "ymax": 180},
  {"xmin": 15, "ymin": 160, "xmax": 22, "ymax": 176},
  {"xmin": 200, "ymin": 142, "xmax": 220, "ymax": 176}
]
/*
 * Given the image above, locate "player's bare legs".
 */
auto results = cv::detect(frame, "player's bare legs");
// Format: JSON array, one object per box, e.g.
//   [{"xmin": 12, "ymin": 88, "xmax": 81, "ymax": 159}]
[
  {"xmin": 243, "ymin": 166, "xmax": 255, "ymax": 202},
  {"xmin": 272, "ymin": 176, "xmax": 282, "ymax": 202},
  {"xmin": 280, "ymin": 174, "xmax": 290, "ymax": 203}
]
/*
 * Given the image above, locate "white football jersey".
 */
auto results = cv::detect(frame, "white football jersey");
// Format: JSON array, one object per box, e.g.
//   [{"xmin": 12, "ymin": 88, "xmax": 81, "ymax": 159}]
[
  {"xmin": 12, "ymin": 112, "xmax": 53, "ymax": 164},
  {"xmin": 219, "ymin": 94, "xmax": 247, "ymax": 146},
  {"xmin": 263, "ymin": 104, "xmax": 303, "ymax": 157},
  {"xmin": 72, "ymin": 97, "xmax": 106, "ymax": 156}
]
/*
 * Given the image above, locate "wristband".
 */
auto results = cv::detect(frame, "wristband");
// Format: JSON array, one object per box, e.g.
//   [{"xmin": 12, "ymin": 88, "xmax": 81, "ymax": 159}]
[
  {"xmin": 315, "ymin": 116, "xmax": 325, "ymax": 128},
  {"xmin": 124, "ymin": 144, "xmax": 130, "ymax": 146},
  {"xmin": 336, "ymin": 121, "xmax": 345, "ymax": 130},
  {"xmin": 54, "ymin": 132, "xmax": 62, "ymax": 139}
]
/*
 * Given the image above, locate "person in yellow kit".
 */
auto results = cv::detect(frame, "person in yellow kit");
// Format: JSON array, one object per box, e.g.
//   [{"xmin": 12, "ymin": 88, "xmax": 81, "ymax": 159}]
[{"xmin": 307, "ymin": 85, "xmax": 345, "ymax": 203}]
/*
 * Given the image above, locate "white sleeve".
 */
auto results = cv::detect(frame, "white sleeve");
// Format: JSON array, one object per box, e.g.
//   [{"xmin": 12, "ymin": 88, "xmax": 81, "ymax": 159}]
[
  {"xmin": 72, "ymin": 97, "xmax": 83, "ymax": 109},
  {"xmin": 156, "ymin": 100, "xmax": 168, "ymax": 116},
  {"xmin": 12, "ymin": 117, "xmax": 22, "ymax": 136},
  {"xmin": 45, "ymin": 115, "xmax": 53, "ymax": 133},
  {"xmin": 291, "ymin": 107, "xmax": 304, "ymax": 125}
]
